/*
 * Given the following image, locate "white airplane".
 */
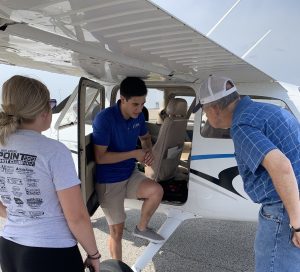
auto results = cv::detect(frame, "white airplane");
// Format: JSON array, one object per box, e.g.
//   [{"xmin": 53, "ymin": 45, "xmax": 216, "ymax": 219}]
[{"xmin": 0, "ymin": 1, "xmax": 300, "ymax": 271}]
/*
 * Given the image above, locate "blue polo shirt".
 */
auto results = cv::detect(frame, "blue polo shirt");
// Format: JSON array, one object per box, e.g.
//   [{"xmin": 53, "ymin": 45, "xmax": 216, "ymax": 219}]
[
  {"xmin": 92, "ymin": 101, "xmax": 148, "ymax": 183},
  {"xmin": 231, "ymin": 96, "xmax": 300, "ymax": 204}
]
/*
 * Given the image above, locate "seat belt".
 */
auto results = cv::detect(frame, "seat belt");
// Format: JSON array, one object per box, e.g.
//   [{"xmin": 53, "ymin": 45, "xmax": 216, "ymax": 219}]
[{"xmin": 186, "ymin": 97, "xmax": 196, "ymax": 120}]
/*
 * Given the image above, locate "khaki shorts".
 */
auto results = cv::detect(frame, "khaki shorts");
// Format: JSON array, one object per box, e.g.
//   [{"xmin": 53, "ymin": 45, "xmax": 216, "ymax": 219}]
[{"xmin": 95, "ymin": 169, "xmax": 147, "ymax": 225}]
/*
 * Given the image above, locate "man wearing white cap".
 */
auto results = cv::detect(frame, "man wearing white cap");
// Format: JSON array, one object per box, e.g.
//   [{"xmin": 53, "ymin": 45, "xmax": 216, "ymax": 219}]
[{"xmin": 194, "ymin": 75, "xmax": 300, "ymax": 272}]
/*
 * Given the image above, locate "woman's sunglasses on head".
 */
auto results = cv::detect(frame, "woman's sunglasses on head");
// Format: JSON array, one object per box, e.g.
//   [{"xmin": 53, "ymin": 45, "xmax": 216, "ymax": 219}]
[{"xmin": 49, "ymin": 99, "xmax": 57, "ymax": 110}]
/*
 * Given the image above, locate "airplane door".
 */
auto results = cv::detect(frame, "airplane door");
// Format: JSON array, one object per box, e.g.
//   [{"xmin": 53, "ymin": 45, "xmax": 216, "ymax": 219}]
[{"xmin": 77, "ymin": 77, "xmax": 105, "ymax": 215}]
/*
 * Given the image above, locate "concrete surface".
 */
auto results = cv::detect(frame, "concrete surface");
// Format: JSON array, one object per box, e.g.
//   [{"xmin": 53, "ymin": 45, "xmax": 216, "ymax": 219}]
[{"xmin": 0, "ymin": 208, "xmax": 257, "ymax": 272}]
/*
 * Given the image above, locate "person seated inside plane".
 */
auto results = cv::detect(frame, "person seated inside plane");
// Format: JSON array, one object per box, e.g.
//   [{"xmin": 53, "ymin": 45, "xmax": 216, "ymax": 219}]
[
  {"xmin": 157, "ymin": 108, "xmax": 168, "ymax": 125},
  {"xmin": 92, "ymin": 77, "xmax": 164, "ymax": 261},
  {"xmin": 142, "ymin": 105, "xmax": 149, "ymax": 121},
  {"xmin": 136, "ymin": 105, "xmax": 149, "ymax": 148}
]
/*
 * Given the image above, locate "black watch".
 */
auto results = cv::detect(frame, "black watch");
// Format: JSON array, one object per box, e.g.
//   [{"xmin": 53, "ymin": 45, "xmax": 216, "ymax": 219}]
[{"xmin": 289, "ymin": 224, "xmax": 300, "ymax": 232}]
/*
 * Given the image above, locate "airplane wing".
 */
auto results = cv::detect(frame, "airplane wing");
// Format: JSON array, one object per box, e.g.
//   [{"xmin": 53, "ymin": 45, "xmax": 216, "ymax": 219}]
[{"xmin": 0, "ymin": 0, "xmax": 273, "ymax": 84}]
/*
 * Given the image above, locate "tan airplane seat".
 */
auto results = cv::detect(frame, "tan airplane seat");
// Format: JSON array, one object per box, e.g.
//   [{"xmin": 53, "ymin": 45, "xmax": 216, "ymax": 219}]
[
  {"xmin": 146, "ymin": 108, "xmax": 166, "ymax": 144},
  {"xmin": 145, "ymin": 98, "xmax": 188, "ymax": 181},
  {"xmin": 91, "ymin": 104, "xmax": 101, "ymax": 120}
]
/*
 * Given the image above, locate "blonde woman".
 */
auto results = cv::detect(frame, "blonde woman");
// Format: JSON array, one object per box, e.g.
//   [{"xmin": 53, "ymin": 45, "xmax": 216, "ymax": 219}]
[{"xmin": 0, "ymin": 75, "xmax": 100, "ymax": 272}]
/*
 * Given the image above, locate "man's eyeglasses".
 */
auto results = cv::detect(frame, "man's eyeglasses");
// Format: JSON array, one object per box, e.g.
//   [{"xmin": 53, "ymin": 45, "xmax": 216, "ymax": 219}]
[{"xmin": 49, "ymin": 99, "xmax": 57, "ymax": 110}]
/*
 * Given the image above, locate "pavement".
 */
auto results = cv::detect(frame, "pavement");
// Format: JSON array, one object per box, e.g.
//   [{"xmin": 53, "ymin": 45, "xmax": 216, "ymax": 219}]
[
  {"xmin": 89, "ymin": 208, "xmax": 257, "ymax": 272},
  {"xmin": 0, "ymin": 208, "xmax": 257, "ymax": 272}
]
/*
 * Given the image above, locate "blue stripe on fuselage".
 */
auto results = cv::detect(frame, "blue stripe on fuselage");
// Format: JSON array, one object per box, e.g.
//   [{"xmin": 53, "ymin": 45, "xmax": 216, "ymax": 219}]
[{"xmin": 191, "ymin": 154, "xmax": 235, "ymax": 160}]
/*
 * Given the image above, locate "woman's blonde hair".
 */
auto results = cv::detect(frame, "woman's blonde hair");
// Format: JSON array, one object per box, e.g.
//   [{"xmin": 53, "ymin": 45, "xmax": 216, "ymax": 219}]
[{"xmin": 0, "ymin": 75, "xmax": 50, "ymax": 145}]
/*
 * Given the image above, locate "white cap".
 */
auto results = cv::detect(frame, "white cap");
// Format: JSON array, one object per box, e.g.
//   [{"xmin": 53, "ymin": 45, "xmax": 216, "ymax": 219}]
[{"xmin": 193, "ymin": 75, "xmax": 237, "ymax": 113}]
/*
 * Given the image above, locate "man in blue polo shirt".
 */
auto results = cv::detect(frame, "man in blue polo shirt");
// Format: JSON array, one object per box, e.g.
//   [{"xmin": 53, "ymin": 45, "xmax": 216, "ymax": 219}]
[
  {"xmin": 92, "ymin": 77, "xmax": 164, "ymax": 260},
  {"xmin": 194, "ymin": 75, "xmax": 300, "ymax": 272}
]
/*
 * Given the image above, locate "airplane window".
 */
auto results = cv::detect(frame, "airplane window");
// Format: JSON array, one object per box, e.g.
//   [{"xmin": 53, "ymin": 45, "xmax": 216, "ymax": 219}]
[
  {"xmin": 251, "ymin": 97, "xmax": 291, "ymax": 111},
  {"xmin": 144, "ymin": 88, "xmax": 164, "ymax": 123},
  {"xmin": 115, "ymin": 88, "xmax": 164, "ymax": 123},
  {"xmin": 84, "ymin": 88, "xmax": 101, "ymax": 125},
  {"xmin": 200, "ymin": 96, "xmax": 291, "ymax": 139}
]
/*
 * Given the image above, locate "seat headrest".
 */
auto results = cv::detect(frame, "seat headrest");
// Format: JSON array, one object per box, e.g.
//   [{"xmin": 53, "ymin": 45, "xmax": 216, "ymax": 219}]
[
  {"xmin": 91, "ymin": 104, "xmax": 101, "ymax": 120},
  {"xmin": 166, "ymin": 98, "xmax": 187, "ymax": 117},
  {"xmin": 156, "ymin": 108, "xmax": 167, "ymax": 125}
]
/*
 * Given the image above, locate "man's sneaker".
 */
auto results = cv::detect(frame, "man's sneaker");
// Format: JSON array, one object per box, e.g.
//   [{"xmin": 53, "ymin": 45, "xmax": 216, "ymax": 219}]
[{"xmin": 132, "ymin": 226, "xmax": 165, "ymax": 243}]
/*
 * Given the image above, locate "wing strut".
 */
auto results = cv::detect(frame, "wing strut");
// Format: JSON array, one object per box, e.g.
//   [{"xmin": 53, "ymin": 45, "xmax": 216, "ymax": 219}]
[{"xmin": 132, "ymin": 208, "xmax": 195, "ymax": 272}]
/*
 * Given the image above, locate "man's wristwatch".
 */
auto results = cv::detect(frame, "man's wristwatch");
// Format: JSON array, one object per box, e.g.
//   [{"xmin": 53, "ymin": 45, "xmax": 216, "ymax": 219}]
[{"xmin": 289, "ymin": 224, "xmax": 300, "ymax": 232}]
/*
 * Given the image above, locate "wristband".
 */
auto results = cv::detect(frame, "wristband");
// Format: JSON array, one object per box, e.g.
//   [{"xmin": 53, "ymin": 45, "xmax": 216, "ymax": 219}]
[
  {"xmin": 289, "ymin": 224, "xmax": 300, "ymax": 232},
  {"xmin": 87, "ymin": 250, "xmax": 101, "ymax": 260},
  {"xmin": 88, "ymin": 250, "xmax": 99, "ymax": 257},
  {"xmin": 87, "ymin": 254, "xmax": 101, "ymax": 260}
]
